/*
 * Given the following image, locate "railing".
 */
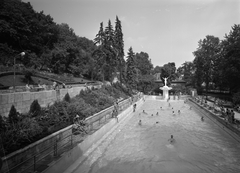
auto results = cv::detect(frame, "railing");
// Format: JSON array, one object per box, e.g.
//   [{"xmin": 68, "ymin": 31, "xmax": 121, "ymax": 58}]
[
  {"xmin": 2, "ymin": 93, "xmax": 142, "ymax": 173},
  {"xmin": 5, "ymin": 131, "xmax": 73, "ymax": 173}
]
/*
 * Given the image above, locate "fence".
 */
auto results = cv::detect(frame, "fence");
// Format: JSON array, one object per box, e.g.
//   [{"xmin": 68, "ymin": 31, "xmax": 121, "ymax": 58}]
[{"xmin": 1, "ymin": 93, "xmax": 142, "ymax": 173}]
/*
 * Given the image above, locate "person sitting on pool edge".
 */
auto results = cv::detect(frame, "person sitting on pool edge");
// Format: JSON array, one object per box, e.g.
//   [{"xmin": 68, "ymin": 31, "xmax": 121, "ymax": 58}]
[{"xmin": 168, "ymin": 135, "xmax": 175, "ymax": 143}]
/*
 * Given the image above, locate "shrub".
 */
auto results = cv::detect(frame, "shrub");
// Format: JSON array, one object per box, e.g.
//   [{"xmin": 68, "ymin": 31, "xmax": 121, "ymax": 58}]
[
  {"xmin": 0, "ymin": 114, "xmax": 4, "ymax": 132},
  {"xmin": 8, "ymin": 105, "xmax": 18, "ymax": 124},
  {"xmin": 46, "ymin": 101, "xmax": 69, "ymax": 125},
  {"xmin": 29, "ymin": 100, "xmax": 41, "ymax": 117},
  {"xmin": 233, "ymin": 92, "xmax": 240, "ymax": 105},
  {"xmin": 18, "ymin": 117, "xmax": 43, "ymax": 141},
  {"xmin": 63, "ymin": 92, "xmax": 71, "ymax": 103},
  {"xmin": 1, "ymin": 117, "xmax": 42, "ymax": 155},
  {"xmin": 67, "ymin": 98, "xmax": 97, "ymax": 120},
  {"xmin": 23, "ymin": 69, "xmax": 33, "ymax": 84}
]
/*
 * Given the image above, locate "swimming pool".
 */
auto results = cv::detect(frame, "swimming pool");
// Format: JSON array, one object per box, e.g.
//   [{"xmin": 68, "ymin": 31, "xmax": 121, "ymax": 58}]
[{"xmin": 70, "ymin": 99, "xmax": 240, "ymax": 173}]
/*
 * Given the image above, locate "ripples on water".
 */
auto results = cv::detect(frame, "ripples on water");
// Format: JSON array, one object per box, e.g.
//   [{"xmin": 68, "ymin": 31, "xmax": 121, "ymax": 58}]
[{"xmin": 74, "ymin": 100, "xmax": 240, "ymax": 173}]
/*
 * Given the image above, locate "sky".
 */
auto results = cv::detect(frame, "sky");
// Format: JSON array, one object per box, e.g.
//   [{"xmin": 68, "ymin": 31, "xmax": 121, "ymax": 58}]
[{"xmin": 22, "ymin": 0, "xmax": 240, "ymax": 68}]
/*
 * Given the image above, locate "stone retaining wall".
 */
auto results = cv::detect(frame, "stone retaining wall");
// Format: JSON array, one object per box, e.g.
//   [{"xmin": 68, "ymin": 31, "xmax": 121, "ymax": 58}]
[{"xmin": 0, "ymin": 85, "xmax": 101, "ymax": 117}]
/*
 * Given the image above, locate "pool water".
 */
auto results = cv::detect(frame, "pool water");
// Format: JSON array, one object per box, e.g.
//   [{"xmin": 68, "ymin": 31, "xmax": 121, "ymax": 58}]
[{"xmin": 72, "ymin": 99, "xmax": 240, "ymax": 173}]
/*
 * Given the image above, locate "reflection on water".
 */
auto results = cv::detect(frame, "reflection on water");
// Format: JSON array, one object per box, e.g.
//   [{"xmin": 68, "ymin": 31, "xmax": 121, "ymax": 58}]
[{"xmin": 74, "ymin": 100, "xmax": 240, "ymax": 173}]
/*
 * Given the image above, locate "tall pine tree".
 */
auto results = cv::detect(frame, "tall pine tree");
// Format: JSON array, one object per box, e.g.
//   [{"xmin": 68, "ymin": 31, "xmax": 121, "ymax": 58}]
[
  {"xmin": 94, "ymin": 22, "xmax": 105, "ymax": 46},
  {"xmin": 114, "ymin": 16, "xmax": 125, "ymax": 83},
  {"xmin": 126, "ymin": 47, "xmax": 138, "ymax": 89}
]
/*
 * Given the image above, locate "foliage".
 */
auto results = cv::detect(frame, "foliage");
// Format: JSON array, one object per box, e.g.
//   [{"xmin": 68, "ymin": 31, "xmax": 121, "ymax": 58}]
[
  {"xmin": 1, "ymin": 117, "xmax": 43, "ymax": 154},
  {"xmin": 160, "ymin": 62, "xmax": 177, "ymax": 86},
  {"xmin": 232, "ymin": 92, "xmax": 240, "ymax": 105},
  {"xmin": 126, "ymin": 47, "xmax": 138, "ymax": 89},
  {"xmin": 64, "ymin": 92, "xmax": 71, "ymax": 103},
  {"xmin": 0, "ymin": 114, "xmax": 4, "ymax": 133},
  {"xmin": 193, "ymin": 35, "xmax": 220, "ymax": 93},
  {"xmin": 177, "ymin": 61, "xmax": 195, "ymax": 86},
  {"xmin": 23, "ymin": 69, "xmax": 33, "ymax": 84},
  {"xmin": 29, "ymin": 100, "xmax": 42, "ymax": 117},
  {"xmin": 114, "ymin": 16, "xmax": 125, "ymax": 83},
  {"xmin": 0, "ymin": 0, "xmax": 97, "ymax": 78},
  {"xmin": 137, "ymin": 74, "xmax": 155, "ymax": 94},
  {"xmin": 135, "ymin": 52, "xmax": 153, "ymax": 75},
  {"xmin": 93, "ymin": 17, "xmax": 126, "ymax": 82},
  {"xmin": 47, "ymin": 101, "xmax": 69, "ymax": 124},
  {"xmin": 191, "ymin": 25, "xmax": 240, "ymax": 95},
  {"xmin": 8, "ymin": 105, "xmax": 18, "ymax": 124},
  {"xmin": 220, "ymin": 24, "xmax": 240, "ymax": 93}
]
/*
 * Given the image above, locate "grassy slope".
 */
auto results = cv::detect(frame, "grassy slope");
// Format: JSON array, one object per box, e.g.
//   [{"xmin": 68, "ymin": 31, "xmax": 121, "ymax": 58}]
[
  {"xmin": 0, "ymin": 75, "xmax": 53, "ymax": 86},
  {"xmin": 0, "ymin": 75, "xmax": 92, "ymax": 87}
]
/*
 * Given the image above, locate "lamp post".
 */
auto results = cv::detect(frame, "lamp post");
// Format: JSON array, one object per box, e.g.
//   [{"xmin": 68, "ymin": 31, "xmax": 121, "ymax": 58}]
[{"xmin": 13, "ymin": 52, "xmax": 25, "ymax": 92}]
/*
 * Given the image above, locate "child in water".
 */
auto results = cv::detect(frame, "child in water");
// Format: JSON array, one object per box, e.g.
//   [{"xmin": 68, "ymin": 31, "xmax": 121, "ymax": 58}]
[
  {"xmin": 168, "ymin": 135, "xmax": 175, "ymax": 143},
  {"xmin": 138, "ymin": 120, "xmax": 142, "ymax": 125}
]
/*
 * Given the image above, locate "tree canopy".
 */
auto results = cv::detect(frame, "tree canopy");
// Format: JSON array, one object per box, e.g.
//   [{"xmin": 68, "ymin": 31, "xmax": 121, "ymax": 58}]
[{"xmin": 192, "ymin": 24, "xmax": 240, "ymax": 94}]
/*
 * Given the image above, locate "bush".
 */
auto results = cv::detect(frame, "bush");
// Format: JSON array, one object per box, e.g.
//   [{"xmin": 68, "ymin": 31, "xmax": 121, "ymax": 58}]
[
  {"xmin": 1, "ymin": 118, "xmax": 42, "ymax": 154},
  {"xmin": 67, "ymin": 98, "xmax": 97, "ymax": 120},
  {"xmin": 233, "ymin": 92, "xmax": 240, "ymax": 105},
  {"xmin": 29, "ymin": 100, "xmax": 42, "ymax": 117},
  {"xmin": 8, "ymin": 105, "xmax": 18, "ymax": 124},
  {"xmin": 18, "ymin": 117, "xmax": 43, "ymax": 141},
  {"xmin": 47, "ymin": 101, "xmax": 69, "ymax": 124},
  {"xmin": 23, "ymin": 69, "xmax": 33, "ymax": 84},
  {"xmin": 64, "ymin": 92, "xmax": 71, "ymax": 103},
  {"xmin": 0, "ymin": 114, "xmax": 4, "ymax": 132}
]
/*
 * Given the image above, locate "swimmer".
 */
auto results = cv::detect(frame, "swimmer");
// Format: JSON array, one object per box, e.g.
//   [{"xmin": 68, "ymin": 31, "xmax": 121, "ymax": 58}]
[
  {"xmin": 156, "ymin": 112, "xmax": 159, "ymax": 115},
  {"xmin": 138, "ymin": 120, "xmax": 142, "ymax": 125},
  {"xmin": 151, "ymin": 114, "xmax": 153, "ymax": 116},
  {"xmin": 156, "ymin": 121, "xmax": 159, "ymax": 124},
  {"xmin": 168, "ymin": 135, "xmax": 175, "ymax": 143},
  {"xmin": 178, "ymin": 110, "xmax": 181, "ymax": 114},
  {"xmin": 160, "ymin": 107, "xmax": 162, "ymax": 109},
  {"xmin": 201, "ymin": 116, "xmax": 204, "ymax": 121},
  {"xmin": 172, "ymin": 111, "xmax": 175, "ymax": 115},
  {"xmin": 172, "ymin": 107, "xmax": 173, "ymax": 109}
]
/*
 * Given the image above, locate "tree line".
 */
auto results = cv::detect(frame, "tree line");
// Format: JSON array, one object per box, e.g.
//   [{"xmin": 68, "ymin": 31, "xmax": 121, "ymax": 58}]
[
  {"xmin": 0, "ymin": 0, "xmax": 155, "ymax": 93},
  {"xmin": 177, "ymin": 24, "xmax": 240, "ymax": 100}
]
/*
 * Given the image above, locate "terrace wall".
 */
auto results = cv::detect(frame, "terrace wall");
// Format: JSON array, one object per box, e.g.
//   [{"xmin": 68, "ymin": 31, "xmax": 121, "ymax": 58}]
[{"xmin": 0, "ymin": 85, "xmax": 101, "ymax": 117}]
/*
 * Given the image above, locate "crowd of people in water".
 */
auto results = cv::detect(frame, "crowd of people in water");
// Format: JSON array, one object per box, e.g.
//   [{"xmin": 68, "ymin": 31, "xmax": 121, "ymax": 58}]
[{"xmin": 136, "ymin": 98, "xmax": 198, "ymax": 144}]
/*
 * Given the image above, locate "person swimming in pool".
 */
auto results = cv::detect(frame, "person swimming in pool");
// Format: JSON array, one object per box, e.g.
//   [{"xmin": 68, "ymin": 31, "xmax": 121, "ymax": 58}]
[
  {"xmin": 138, "ymin": 120, "xmax": 142, "ymax": 125},
  {"xmin": 168, "ymin": 135, "xmax": 175, "ymax": 143},
  {"xmin": 201, "ymin": 116, "xmax": 204, "ymax": 121}
]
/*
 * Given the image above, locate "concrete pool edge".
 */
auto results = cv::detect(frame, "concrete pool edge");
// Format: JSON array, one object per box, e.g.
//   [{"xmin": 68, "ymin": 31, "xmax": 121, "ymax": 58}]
[
  {"xmin": 189, "ymin": 98, "xmax": 240, "ymax": 142},
  {"xmin": 43, "ymin": 98, "xmax": 144, "ymax": 173}
]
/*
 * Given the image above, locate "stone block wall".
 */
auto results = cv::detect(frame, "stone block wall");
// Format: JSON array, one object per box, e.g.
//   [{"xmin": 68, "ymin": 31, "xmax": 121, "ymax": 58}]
[{"xmin": 0, "ymin": 86, "xmax": 98, "ymax": 117}]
